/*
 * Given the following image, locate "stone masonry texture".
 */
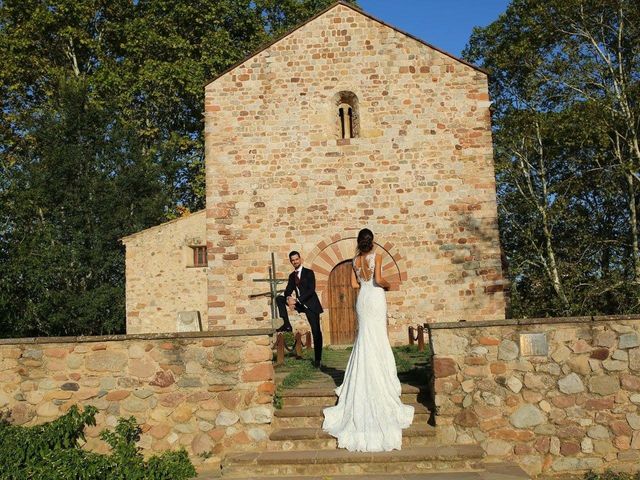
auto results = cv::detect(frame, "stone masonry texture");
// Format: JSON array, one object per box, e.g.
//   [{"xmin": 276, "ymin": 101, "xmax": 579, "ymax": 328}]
[
  {"xmin": 122, "ymin": 211, "xmax": 207, "ymax": 334},
  {"xmin": 0, "ymin": 331, "xmax": 274, "ymax": 470},
  {"xmin": 431, "ymin": 318, "xmax": 640, "ymax": 477},
  {"xmin": 203, "ymin": 3, "xmax": 506, "ymax": 342}
]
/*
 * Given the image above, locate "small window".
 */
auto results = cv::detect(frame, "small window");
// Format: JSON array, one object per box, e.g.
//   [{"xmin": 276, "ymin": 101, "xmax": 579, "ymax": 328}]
[
  {"xmin": 192, "ymin": 246, "xmax": 207, "ymax": 267},
  {"xmin": 334, "ymin": 91, "xmax": 359, "ymax": 139}
]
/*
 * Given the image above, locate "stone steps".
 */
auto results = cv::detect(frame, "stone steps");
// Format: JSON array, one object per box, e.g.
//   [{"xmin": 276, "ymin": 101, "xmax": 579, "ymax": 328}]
[
  {"xmin": 199, "ymin": 462, "xmax": 530, "ymax": 479},
  {"xmin": 205, "ymin": 377, "xmax": 529, "ymax": 479},
  {"xmin": 221, "ymin": 445, "xmax": 488, "ymax": 477},
  {"xmin": 272, "ymin": 403, "xmax": 432, "ymax": 428},
  {"xmin": 280, "ymin": 384, "xmax": 428, "ymax": 407},
  {"xmin": 267, "ymin": 424, "xmax": 437, "ymax": 450}
]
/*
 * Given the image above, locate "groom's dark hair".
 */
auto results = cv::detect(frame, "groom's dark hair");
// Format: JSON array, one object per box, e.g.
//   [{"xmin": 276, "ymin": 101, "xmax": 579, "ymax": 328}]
[{"xmin": 289, "ymin": 251, "xmax": 300, "ymax": 259}]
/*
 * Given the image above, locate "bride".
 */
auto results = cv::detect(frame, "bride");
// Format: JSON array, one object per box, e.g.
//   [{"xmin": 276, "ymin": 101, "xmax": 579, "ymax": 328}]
[{"xmin": 322, "ymin": 228, "xmax": 414, "ymax": 452}]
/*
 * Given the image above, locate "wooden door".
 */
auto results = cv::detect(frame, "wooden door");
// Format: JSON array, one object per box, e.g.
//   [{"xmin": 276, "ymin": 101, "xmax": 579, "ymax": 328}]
[{"xmin": 328, "ymin": 261, "xmax": 357, "ymax": 344}]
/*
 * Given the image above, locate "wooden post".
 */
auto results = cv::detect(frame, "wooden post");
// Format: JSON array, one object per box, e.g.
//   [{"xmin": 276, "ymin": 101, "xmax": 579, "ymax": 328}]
[
  {"xmin": 305, "ymin": 331, "xmax": 312, "ymax": 351},
  {"xmin": 408, "ymin": 326, "xmax": 415, "ymax": 346},
  {"xmin": 295, "ymin": 331, "xmax": 303, "ymax": 358},
  {"xmin": 276, "ymin": 333, "xmax": 285, "ymax": 366},
  {"xmin": 417, "ymin": 325, "xmax": 425, "ymax": 352}
]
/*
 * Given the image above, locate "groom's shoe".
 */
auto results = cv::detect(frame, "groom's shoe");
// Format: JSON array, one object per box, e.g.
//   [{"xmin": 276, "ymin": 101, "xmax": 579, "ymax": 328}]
[
  {"xmin": 313, "ymin": 360, "xmax": 321, "ymax": 369},
  {"xmin": 276, "ymin": 325, "xmax": 292, "ymax": 333}
]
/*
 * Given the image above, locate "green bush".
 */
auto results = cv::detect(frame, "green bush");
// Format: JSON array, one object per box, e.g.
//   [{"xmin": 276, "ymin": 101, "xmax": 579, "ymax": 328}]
[
  {"xmin": 585, "ymin": 471, "xmax": 640, "ymax": 480},
  {"xmin": 0, "ymin": 405, "xmax": 196, "ymax": 480}
]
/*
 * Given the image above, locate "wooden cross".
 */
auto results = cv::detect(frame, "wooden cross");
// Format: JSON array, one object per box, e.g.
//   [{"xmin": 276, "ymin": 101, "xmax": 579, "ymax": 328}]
[{"xmin": 250, "ymin": 252, "xmax": 288, "ymax": 329}]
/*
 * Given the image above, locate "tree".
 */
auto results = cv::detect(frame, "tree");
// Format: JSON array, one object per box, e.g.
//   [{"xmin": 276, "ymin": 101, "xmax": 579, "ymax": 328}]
[
  {"xmin": 0, "ymin": 0, "xmax": 356, "ymax": 336},
  {"xmin": 464, "ymin": 0, "xmax": 640, "ymax": 317},
  {"xmin": 0, "ymin": 77, "xmax": 168, "ymax": 336}
]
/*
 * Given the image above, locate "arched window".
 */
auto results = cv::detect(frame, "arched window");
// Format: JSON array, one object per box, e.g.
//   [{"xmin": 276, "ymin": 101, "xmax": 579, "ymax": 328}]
[{"xmin": 334, "ymin": 91, "xmax": 359, "ymax": 139}]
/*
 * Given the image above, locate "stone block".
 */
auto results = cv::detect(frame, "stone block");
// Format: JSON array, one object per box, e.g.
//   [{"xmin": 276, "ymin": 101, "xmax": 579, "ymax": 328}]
[
  {"xmin": 238, "ymin": 406, "xmax": 272, "ymax": 424},
  {"xmin": 630, "ymin": 347, "xmax": 640, "ymax": 370},
  {"xmin": 215, "ymin": 410, "xmax": 239, "ymax": 427},
  {"xmin": 613, "ymin": 349, "xmax": 628, "ymax": 361},
  {"xmin": 433, "ymin": 333, "xmax": 469, "ymax": 355},
  {"xmin": 581, "ymin": 437, "xmax": 594, "ymax": 453},
  {"xmin": 510, "ymin": 404, "xmax": 546, "ymax": 428},
  {"xmin": 433, "ymin": 357, "xmax": 457, "ymax": 378},
  {"xmin": 551, "ymin": 457, "xmax": 603, "ymax": 472},
  {"xmin": 176, "ymin": 311, "xmax": 202, "ymax": 333},
  {"xmin": 484, "ymin": 438, "xmax": 512, "ymax": 456},
  {"xmin": 619, "ymin": 333, "xmax": 640, "ymax": 349},
  {"xmin": 590, "ymin": 348, "xmax": 609, "ymax": 361},
  {"xmin": 506, "ymin": 376, "xmax": 523, "ymax": 393},
  {"xmin": 244, "ymin": 346, "xmax": 272, "ymax": 363},
  {"xmin": 626, "ymin": 413, "xmax": 640, "ymax": 430},
  {"xmin": 551, "ymin": 345, "xmax": 572, "ymax": 363},
  {"xmin": 603, "ymin": 359, "xmax": 627, "ymax": 371},
  {"xmin": 86, "ymin": 351, "xmax": 127, "ymax": 372},
  {"xmin": 498, "ymin": 339, "xmax": 519, "ymax": 361},
  {"xmin": 595, "ymin": 330, "xmax": 616, "ymax": 348},
  {"xmin": 248, "ymin": 427, "xmax": 268, "ymax": 442},
  {"xmin": 567, "ymin": 356, "xmax": 590, "ymax": 375},
  {"xmin": 589, "ymin": 375, "xmax": 620, "ymax": 395},
  {"xmin": 558, "ymin": 373, "xmax": 585, "ymax": 394},
  {"xmin": 191, "ymin": 433, "xmax": 213, "ymax": 455},
  {"xmin": 241, "ymin": 363, "xmax": 273, "ymax": 382},
  {"xmin": 588, "ymin": 425, "xmax": 611, "ymax": 441}
]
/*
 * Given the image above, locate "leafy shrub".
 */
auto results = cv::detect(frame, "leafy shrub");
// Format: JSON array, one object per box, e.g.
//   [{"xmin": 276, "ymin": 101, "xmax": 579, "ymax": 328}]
[{"xmin": 0, "ymin": 405, "xmax": 196, "ymax": 480}]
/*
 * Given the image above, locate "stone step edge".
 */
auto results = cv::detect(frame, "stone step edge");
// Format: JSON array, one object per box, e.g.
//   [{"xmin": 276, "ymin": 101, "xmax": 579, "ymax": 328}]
[
  {"xmin": 270, "ymin": 425, "xmax": 436, "ymax": 441},
  {"xmin": 223, "ymin": 444, "xmax": 484, "ymax": 466},
  {"xmin": 280, "ymin": 384, "xmax": 428, "ymax": 397},
  {"xmin": 274, "ymin": 403, "xmax": 431, "ymax": 417},
  {"xmin": 197, "ymin": 461, "xmax": 530, "ymax": 480}
]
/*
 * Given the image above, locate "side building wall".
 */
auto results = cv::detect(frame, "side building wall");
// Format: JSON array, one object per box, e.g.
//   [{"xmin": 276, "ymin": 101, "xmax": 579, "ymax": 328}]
[
  {"xmin": 204, "ymin": 4, "xmax": 506, "ymax": 340},
  {"xmin": 431, "ymin": 317, "xmax": 640, "ymax": 477},
  {"xmin": 0, "ymin": 330, "xmax": 274, "ymax": 470},
  {"xmin": 122, "ymin": 211, "xmax": 208, "ymax": 334}
]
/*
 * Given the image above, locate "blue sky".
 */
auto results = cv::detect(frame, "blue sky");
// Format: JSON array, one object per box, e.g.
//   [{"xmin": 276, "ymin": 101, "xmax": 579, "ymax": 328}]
[{"xmin": 357, "ymin": 0, "xmax": 511, "ymax": 57}]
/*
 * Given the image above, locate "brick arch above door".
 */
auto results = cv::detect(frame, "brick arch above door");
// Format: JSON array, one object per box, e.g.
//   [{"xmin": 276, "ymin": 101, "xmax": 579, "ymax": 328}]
[{"xmin": 308, "ymin": 233, "xmax": 408, "ymax": 307}]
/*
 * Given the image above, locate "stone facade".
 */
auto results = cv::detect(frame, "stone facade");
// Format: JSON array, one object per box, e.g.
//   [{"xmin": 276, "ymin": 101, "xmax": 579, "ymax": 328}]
[
  {"xmin": 204, "ymin": 2, "xmax": 506, "ymax": 342},
  {"xmin": 123, "ymin": 2, "xmax": 507, "ymax": 341},
  {"xmin": 431, "ymin": 316, "xmax": 640, "ymax": 477},
  {"xmin": 0, "ymin": 330, "xmax": 274, "ymax": 470},
  {"xmin": 122, "ymin": 211, "xmax": 207, "ymax": 334}
]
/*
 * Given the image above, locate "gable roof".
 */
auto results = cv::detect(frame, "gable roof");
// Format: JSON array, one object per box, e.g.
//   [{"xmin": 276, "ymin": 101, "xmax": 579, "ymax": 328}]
[{"xmin": 205, "ymin": 1, "xmax": 486, "ymax": 88}]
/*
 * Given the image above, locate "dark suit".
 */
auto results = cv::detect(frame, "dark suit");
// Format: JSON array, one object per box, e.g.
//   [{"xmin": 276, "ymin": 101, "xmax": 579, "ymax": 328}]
[{"xmin": 276, "ymin": 267, "xmax": 323, "ymax": 365}]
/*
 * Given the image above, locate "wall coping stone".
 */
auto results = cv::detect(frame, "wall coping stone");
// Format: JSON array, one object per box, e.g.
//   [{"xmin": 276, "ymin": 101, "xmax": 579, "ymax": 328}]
[
  {"xmin": 0, "ymin": 328, "xmax": 275, "ymax": 346},
  {"xmin": 424, "ymin": 314, "xmax": 640, "ymax": 330}
]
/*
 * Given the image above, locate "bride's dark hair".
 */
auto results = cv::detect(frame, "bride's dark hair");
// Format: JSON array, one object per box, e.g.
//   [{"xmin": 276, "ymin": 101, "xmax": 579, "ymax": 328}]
[{"xmin": 356, "ymin": 228, "xmax": 374, "ymax": 254}]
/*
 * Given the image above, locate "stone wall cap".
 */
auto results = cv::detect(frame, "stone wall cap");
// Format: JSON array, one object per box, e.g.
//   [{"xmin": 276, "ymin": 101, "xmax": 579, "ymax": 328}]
[
  {"xmin": 204, "ymin": 1, "xmax": 487, "ymax": 89},
  {"xmin": 0, "ymin": 328, "xmax": 275, "ymax": 346},
  {"xmin": 424, "ymin": 314, "xmax": 640, "ymax": 330}
]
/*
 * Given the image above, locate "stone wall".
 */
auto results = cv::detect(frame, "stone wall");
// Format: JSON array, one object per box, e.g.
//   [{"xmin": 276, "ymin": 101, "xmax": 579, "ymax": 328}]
[
  {"xmin": 204, "ymin": 2, "xmax": 506, "ymax": 342},
  {"xmin": 122, "ymin": 211, "xmax": 208, "ymax": 334},
  {"xmin": 431, "ymin": 316, "xmax": 640, "ymax": 477},
  {"xmin": 0, "ymin": 329, "xmax": 274, "ymax": 470}
]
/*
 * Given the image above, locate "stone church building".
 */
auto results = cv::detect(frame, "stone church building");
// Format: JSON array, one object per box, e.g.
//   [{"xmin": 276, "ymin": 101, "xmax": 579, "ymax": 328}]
[{"xmin": 122, "ymin": 1, "xmax": 507, "ymax": 344}]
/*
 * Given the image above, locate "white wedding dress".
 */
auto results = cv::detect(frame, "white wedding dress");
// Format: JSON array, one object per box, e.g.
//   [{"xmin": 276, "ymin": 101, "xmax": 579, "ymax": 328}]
[{"xmin": 322, "ymin": 253, "xmax": 414, "ymax": 452}]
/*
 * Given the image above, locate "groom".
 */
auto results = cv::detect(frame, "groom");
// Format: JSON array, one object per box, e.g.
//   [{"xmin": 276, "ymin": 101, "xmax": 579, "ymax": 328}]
[{"xmin": 276, "ymin": 251, "xmax": 323, "ymax": 368}]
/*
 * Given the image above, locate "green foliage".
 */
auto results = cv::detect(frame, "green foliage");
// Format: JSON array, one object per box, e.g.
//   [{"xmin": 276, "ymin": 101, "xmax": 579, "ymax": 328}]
[
  {"xmin": 273, "ymin": 348, "xmax": 318, "ymax": 408},
  {"xmin": 0, "ymin": 405, "xmax": 196, "ymax": 480},
  {"xmin": 0, "ymin": 0, "xmax": 356, "ymax": 337},
  {"xmin": 464, "ymin": 0, "xmax": 640, "ymax": 318}
]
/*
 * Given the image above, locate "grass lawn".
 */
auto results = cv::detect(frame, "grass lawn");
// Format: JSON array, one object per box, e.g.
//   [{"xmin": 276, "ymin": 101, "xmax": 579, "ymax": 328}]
[{"xmin": 273, "ymin": 336, "xmax": 431, "ymax": 408}]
